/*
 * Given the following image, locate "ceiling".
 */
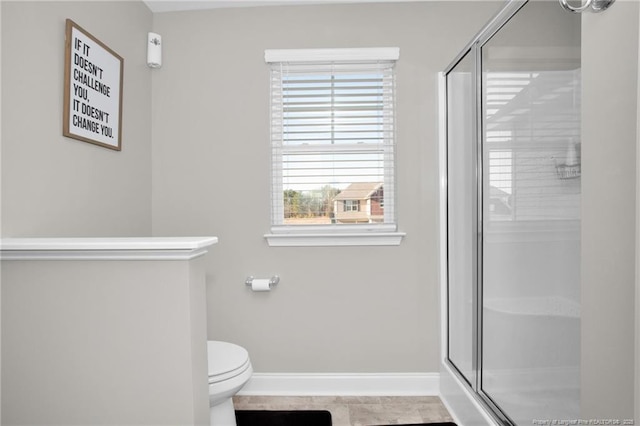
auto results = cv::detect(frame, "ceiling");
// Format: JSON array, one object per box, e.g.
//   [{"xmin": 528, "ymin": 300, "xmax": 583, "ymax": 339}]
[{"xmin": 143, "ymin": 0, "xmax": 426, "ymax": 13}]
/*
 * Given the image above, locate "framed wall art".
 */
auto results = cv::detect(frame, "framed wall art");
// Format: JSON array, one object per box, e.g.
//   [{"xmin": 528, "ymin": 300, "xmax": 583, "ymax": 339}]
[{"xmin": 63, "ymin": 19, "xmax": 123, "ymax": 151}]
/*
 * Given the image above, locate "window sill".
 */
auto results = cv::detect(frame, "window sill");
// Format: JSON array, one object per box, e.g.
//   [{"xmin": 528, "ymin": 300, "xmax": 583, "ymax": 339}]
[{"xmin": 264, "ymin": 231, "xmax": 406, "ymax": 247}]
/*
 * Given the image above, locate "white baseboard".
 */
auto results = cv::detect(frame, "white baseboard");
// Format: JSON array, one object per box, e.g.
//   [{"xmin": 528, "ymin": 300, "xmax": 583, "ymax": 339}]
[{"xmin": 238, "ymin": 372, "xmax": 439, "ymax": 396}]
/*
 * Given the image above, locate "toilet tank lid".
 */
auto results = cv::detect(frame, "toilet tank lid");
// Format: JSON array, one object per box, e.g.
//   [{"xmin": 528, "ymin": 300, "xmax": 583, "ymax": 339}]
[{"xmin": 207, "ymin": 340, "xmax": 250, "ymax": 377}]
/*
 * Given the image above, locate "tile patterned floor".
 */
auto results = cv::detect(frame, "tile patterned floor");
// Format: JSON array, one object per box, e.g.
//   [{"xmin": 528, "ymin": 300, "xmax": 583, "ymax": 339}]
[{"xmin": 233, "ymin": 395, "xmax": 454, "ymax": 426}]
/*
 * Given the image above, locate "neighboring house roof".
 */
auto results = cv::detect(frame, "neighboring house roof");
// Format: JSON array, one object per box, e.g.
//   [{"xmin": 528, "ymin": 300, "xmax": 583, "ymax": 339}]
[
  {"xmin": 333, "ymin": 182, "xmax": 383, "ymax": 201},
  {"xmin": 489, "ymin": 185, "xmax": 510, "ymax": 199}
]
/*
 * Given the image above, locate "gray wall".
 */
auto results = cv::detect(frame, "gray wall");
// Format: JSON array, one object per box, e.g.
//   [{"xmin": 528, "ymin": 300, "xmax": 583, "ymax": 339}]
[
  {"xmin": 151, "ymin": 2, "xmax": 501, "ymax": 373},
  {"xmin": 1, "ymin": 1, "xmax": 153, "ymax": 237},
  {"xmin": 2, "ymin": 257, "xmax": 210, "ymax": 425},
  {"xmin": 3, "ymin": 1, "xmax": 638, "ymax": 417},
  {"xmin": 582, "ymin": 1, "xmax": 639, "ymax": 419}
]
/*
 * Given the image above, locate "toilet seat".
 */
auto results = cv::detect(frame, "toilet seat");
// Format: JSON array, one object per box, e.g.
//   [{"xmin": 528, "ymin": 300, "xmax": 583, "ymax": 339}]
[{"xmin": 207, "ymin": 340, "xmax": 251, "ymax": 384}]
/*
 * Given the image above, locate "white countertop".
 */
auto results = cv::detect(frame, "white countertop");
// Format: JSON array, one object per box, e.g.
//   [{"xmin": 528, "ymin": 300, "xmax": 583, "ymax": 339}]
[{"xmin": 0, "ymin": 237, "xmax": 219, "ymax": 260}]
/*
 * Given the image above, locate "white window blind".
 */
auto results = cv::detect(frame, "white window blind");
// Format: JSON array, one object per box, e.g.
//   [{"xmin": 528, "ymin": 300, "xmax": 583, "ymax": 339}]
[{"xmin": 267, "ymin": 49, "xmax": 398, "ymax": 236}]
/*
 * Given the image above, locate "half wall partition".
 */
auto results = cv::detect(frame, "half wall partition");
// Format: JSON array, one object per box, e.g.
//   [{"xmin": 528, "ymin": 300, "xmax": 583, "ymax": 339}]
[{"xmin": 440, "ymin": 1, "xmax": 581, "ymax": 424}]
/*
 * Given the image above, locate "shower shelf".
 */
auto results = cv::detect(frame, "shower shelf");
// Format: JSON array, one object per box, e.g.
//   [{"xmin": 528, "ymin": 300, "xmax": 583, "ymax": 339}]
[{"xmin": 556, "ymin": 163, "xmax": 581, "ymax": 179}]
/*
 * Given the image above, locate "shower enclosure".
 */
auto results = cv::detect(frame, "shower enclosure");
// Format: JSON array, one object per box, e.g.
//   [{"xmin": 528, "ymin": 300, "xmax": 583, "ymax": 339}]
[{"xmin": 441, "ymin": 1, "xmax": 581, "ymax": 424}]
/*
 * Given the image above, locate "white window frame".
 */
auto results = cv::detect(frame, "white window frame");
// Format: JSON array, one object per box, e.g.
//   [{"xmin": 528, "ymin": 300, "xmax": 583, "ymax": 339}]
[
  {"xmin": 344, "ymin": 200, "xmax": 361, "ymax": 212},
  {"xmin": 264, "ymin": 48, "xmax": 405, "ymax": 247}
]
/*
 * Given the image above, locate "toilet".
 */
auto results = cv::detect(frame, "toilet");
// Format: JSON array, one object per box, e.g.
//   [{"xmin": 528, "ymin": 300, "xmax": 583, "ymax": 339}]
[{"xmin": 207, "ymin": 340, "xmax": 253, "ymax": 426}]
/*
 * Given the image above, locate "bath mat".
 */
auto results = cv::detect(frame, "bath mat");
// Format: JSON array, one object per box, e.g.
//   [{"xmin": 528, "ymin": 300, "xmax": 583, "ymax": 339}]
[
  {"xmin": 235, "ymin": 409, "xmax": 332, "ymax": 426},
  {"xmin": 371, "ymin": 423, "xmax": 457, "ymax": 426}
]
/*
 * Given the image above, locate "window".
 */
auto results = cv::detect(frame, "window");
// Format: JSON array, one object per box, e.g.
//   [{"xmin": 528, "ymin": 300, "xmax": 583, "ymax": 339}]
[
  {"xmin": 343, "ymin": 200, "xmax": 360, "ymax": 212},
  {"xmin": 264, "ymin": 48, "xmax": 404, "ymax": 246}
]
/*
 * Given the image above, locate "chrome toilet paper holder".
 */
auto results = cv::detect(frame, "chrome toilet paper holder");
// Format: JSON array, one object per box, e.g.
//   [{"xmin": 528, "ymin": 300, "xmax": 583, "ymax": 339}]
[{"xmin": 245, "ymin": 276, "xmax": 280, "ymax": 288}]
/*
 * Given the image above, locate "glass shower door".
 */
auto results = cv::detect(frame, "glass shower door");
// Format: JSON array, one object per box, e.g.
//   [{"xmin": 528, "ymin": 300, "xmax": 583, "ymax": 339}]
[
  {"xmin": 479, "ymin": 1, "xmax": 582, "ymax": 422},
  {"xmin": 446, "ymin": 51, "xmax": 476, "ymax": 387}
]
